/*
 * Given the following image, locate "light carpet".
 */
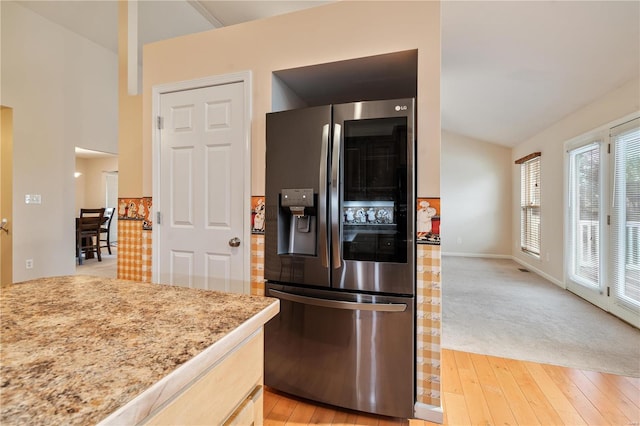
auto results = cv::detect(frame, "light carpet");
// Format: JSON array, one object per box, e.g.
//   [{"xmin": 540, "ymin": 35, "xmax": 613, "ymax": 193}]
[
  {"xmin": 75, "ymin": 247, "xmax": 117, "ymax": 279},
  {"xmin": 442, "ymin": 256, "xmax": 640, "ymax": 377}
]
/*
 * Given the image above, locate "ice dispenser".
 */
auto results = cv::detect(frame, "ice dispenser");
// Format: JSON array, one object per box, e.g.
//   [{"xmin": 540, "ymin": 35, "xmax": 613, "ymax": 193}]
[{"xmin": 278, "ymin": 188, "xmax": 316, "ymax": 256}]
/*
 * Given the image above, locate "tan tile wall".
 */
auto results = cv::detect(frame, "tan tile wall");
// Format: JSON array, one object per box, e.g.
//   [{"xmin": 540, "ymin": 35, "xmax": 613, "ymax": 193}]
[
  {"xmin": 141, "ymin": 230, "xmax": 152, "ymax": 282},
  {"xmin": 117, "ymin": 219, "xmax": 143, "ymax": 281},
  {"xmin": 251, "ymin": 234, "xmax": 265, "ymax": 296},
  {"xmin": 416, "ymin": 243, "xmax": 442, "ymax": 407}
]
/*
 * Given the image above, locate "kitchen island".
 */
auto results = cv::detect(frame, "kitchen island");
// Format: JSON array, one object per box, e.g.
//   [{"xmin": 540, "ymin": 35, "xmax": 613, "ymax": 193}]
[{"xmin": 0, "ymin": 275, "xmax": 279, "ymax": 425}]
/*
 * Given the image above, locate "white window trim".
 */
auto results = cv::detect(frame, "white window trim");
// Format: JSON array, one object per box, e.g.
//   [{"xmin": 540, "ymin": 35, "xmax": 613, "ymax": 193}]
[
  {"xmin": 565, "ymin": 137, "xmax": 606, "ymax": 291},
  {"xmin": 520, "ymin": 156, "xmax": 541, "ymax": 258}
]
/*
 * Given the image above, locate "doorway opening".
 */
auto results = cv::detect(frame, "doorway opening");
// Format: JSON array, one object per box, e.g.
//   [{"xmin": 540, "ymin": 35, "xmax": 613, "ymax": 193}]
[
  {"xmin": 1, "ymin": 106, "xmax": 14, "ymax": 286},
  {"xmin": 74, "ymin": 147, "xmax": 118, "ymax": 275}
]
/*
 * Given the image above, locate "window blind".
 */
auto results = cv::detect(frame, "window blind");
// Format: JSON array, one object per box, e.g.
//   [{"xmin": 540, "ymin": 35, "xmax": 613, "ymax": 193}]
[
  {"xmin": 521, "ymin": 156, "xmax": 540, "ymax": 256},
  {"xmin": 611, "ymin": 118, "xmax": 640, "ymax": 308},
  {"xmin": 568, "ymin": 142, "xmax": 600, "ymax": 287}
]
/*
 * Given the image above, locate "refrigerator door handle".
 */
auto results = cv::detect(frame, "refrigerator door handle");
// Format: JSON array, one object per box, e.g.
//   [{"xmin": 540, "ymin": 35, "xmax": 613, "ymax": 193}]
[
  {"xmin": 270, "ymin": 289, "xmax": 407, "ymax": 312},
  {"xmin": 319, "ymin": 124, "xmax": 330, "ymax": 268},
  {"xmin": 331, "ymin": 123, "xmax": 342, "ymax": 269}
]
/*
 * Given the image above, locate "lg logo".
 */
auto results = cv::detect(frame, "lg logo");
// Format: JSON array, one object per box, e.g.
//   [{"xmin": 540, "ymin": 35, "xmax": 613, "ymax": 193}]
[{"xmin": 395, "ymin": 105, "xmax": 408, "ymax": 111}]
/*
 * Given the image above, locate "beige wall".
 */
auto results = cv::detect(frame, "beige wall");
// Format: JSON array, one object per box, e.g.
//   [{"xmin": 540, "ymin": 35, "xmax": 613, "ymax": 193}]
[
  {"xmin": 143, "ymin": 1, "xmax": 441, "ymax": 198},
  {"xmin": 1, "ymin": 1, "xmax": 118, "ymax": 282},
  {"xmin": 75, "ymin": 157, "xmax": 119, "ymax": 214},
  {"xmin": 441, "ymin": 130, "xmax": 512, "ymax": 256},
  {"xmin": 512, "ymin": 77, "xmax": 640, "ymax": 285}
]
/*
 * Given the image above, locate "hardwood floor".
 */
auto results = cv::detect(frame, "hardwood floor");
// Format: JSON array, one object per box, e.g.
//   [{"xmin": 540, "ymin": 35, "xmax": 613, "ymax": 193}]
[{"xmin": 264, "ymin": 349, "xmax": 640, "ymax": 425}]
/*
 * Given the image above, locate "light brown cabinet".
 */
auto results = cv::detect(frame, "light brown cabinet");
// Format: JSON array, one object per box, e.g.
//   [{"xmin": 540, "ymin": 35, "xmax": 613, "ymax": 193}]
[
  {"xmin": 145, "ymin": 330, "xmax": 265, "ymax": 425},
  {"xmin": 99, "ymin": 299, "xmax": 279, "ymax": 426}
]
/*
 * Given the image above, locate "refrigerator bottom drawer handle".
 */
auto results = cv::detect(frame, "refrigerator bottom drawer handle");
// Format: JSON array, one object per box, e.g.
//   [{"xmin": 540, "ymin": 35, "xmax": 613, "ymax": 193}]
[{"xmin": 269, "ymin": 289, "xmax": 407, "ymax": 312}]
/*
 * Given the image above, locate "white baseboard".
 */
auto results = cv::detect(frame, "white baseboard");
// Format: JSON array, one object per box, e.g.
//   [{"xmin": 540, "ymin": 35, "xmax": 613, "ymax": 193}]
[
  {"xmin": 441, "ymin": 251, "xmax": 511, "ymax": 259},
  {"xmin": 511, "ymin": 257, "xmax": 565, "ymax": 288},
  {"xmin": 414, "ymin": 402, "xmax": 443, "ymax": 423}
]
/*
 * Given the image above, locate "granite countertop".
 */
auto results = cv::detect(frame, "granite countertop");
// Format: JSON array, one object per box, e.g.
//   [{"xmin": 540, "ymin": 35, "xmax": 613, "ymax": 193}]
[{"xmin": 0, "ymin": 275, "xmax": 277, "ymax": 425}]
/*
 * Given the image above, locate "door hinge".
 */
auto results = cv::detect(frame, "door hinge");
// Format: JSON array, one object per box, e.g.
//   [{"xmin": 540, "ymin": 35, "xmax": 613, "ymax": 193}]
[
  {"xmin": 156, "ymin": 211, "xmax": 161, "ymax": 225},
  {"xmin": 157, "ymin": 116, "xmax": 164, "ymax": 130},
  {"xmin": 608, "ymin": 143, "xmax": 611, "ymax": 154},
  {"xmin": 607, "ymin": 215, "xmax": 611, "ymax": 225},
  {"xmin": 607, "ymin": 286, "xmax": 610, "ymax": 297}
]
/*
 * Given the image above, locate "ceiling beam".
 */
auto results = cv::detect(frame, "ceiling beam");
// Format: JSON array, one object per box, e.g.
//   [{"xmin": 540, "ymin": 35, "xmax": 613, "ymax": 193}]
[
  {"xmin": 127, "ymin": 0, "xmax": 139, "ymax": 95},
  {"xmin": 187, "ymin": 0, "xmax": 225, "ymax": 28}
]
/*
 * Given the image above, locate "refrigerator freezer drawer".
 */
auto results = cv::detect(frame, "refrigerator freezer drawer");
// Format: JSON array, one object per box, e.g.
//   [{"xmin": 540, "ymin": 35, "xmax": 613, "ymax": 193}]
[
  {"xmin": 264, "ymin": 285, "xmax": 415, "ymax": 418},
  {"xmin": 269, "ymin": 289, "xmax": 407, "ymax": 312}
]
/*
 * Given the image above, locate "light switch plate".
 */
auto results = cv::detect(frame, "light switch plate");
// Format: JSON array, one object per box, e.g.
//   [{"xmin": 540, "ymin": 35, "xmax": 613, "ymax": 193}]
[{"xmin": 25, "ymin": 194, "xmax": 42, "ymax": 204}]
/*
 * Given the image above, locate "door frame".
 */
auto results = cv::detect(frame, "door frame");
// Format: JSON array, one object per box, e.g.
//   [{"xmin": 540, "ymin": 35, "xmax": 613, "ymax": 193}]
[
  {"xmin": 608, "ymin": 115, "xmax": 640, "ymax": 328},
  {"xmin": 563, "ymin": 111, "xmax": 640, "ymax": 328},
  {"xmin": 104, "ymin": 171, "xmax": 119, "ymax": 245},
  {"xmin": 1, "ymin": 106, "xmax": 14, "ymax": 287},
  {"xmin": 564, "ymin": 130, "xmax": 609, "ymax": 310},
  {"xmin": 151, "ymin": 72, "xmax": 252, "ymax": 290}
]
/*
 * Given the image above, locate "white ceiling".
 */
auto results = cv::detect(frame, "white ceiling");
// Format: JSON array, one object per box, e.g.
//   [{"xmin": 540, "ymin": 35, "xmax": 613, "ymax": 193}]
[
  {"xmin": 75, "ymin": 147, "xmax": 117, "ymax": 159},
  {"xmin": 16, "ymin": 0, "xmax": 640, "ymax": 148},
  {"xmin": 442, "ymin": 1, "xmax": 639, "ymax": 146},
  {"xmin": 16, "ymin": 1, "xmax": 329, "ymax": 55}
]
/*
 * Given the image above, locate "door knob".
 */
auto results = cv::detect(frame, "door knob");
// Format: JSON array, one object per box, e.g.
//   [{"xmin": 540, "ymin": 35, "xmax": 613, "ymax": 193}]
[{"xmin": 228, "ymin": 237, "xmax": 241, "ymax": 247}]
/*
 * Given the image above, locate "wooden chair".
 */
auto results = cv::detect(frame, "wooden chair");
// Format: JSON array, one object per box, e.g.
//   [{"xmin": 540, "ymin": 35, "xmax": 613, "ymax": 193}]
[
  {"xmin": 99, "ymin": 207, "xmax": 115, "ymax": 255},
  {"xmin": 77, "ymin": 208, "xmax": 105, "ymax": 265}
]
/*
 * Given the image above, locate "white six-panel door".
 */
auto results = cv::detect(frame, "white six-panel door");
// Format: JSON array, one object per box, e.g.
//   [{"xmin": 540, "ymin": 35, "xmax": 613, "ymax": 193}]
[{"xmin": 157, "ymin": 81, "xmax": 246, "ymax": 293}]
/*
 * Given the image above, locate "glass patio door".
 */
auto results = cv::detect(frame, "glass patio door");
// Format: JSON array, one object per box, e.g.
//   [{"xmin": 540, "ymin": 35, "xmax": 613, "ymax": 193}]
[
  {"xmin": 566, "ymin": 117, "xmax": 640, "ymax": 328},
  {"xmin": 566, "ymin": 139, "xmax": 606, "ymax": 306},
  {"xmin": 609, "ymin": 118, "xmax": 640, "ymax": 327}
]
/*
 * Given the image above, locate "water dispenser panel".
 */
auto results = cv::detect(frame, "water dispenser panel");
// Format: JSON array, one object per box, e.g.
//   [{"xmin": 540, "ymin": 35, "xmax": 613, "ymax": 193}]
[
  {"xmin": 278, "ymin": 188, "xmax": 316, "ymax": 255},
  {"xmin": 281, "ymin": 189, "xmax": 314, "ymax": 207}
]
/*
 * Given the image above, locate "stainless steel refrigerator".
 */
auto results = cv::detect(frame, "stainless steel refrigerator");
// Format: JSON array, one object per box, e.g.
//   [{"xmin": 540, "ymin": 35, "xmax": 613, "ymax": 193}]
[{"xmin": 264, "ymin": 98, "xmax": 415, "ymax": 418}]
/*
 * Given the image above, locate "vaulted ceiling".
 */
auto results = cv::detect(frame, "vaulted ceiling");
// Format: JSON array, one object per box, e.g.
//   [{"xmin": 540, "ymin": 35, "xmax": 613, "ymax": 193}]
[
  {"xmin": 441, "ymin": 0, "xmax": 639, "ymax": 146},
  {"xmin": 16, "ymin": 0, "xmax": 640, "ymax": 148}
]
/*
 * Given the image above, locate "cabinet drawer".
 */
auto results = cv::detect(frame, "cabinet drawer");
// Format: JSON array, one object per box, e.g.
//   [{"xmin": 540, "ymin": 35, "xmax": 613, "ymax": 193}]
[
  {"xmin": 145, "ymin": 330, "xmax": 263, "ymax": 425},
  {"xmin": 224, "ymin": 385, "xmax": 263, "ymax": 426}
]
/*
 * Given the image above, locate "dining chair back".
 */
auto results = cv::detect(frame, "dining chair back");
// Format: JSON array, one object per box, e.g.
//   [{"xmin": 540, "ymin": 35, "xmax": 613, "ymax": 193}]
[
  {"xmin": 77, "ymin": 208, "xmax": 105, "ymax": 264},
  {"xmin": 100, "ymin": 207, "xmax": 115, "ymax": 255}
]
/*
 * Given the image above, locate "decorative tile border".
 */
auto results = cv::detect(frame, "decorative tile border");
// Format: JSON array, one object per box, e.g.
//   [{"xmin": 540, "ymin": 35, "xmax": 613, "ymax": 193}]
[
  {"xmin": 417, "ymin": 197, "xmax": 440, "ymax": 245},
  {"xmin": 416, "ymin": 244, "xmax": 442, "ymax": 407},
  {"xmin": 250, "ymin": 197, "xmax": 265, "ymax": 295},
  {"xmin": 118, "ymin": 197, "xmax": 153, "ymax": 230},
  {"xmin": 251, "ymin": 196, "xmax": 265, "ymax": 234}
]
